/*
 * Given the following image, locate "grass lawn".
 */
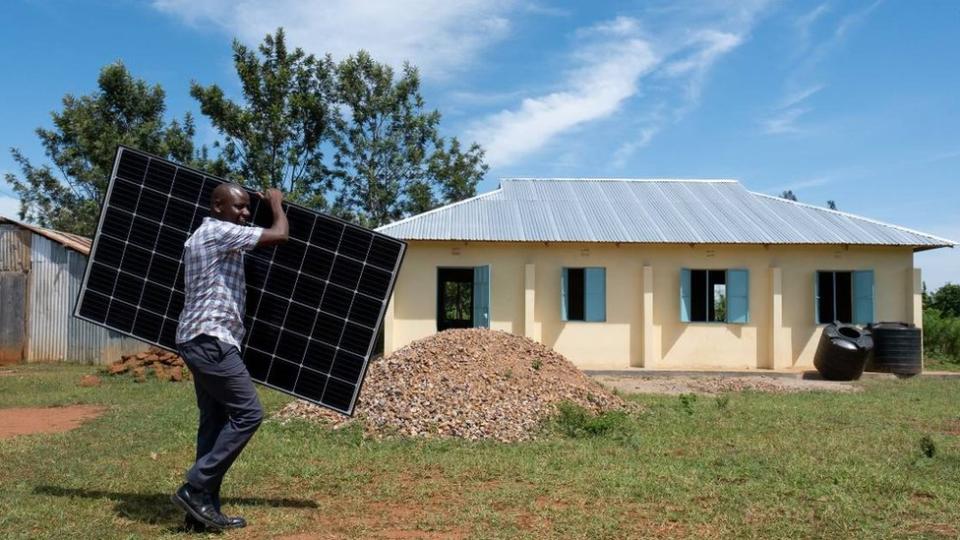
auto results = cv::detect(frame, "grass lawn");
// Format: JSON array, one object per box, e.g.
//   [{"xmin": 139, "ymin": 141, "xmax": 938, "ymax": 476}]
[
  {"xmin": 924, "ymin": 354, "xmax": 960, "ymax": 372},
  {"xmin": 2, "ymin": 363, "xmax": 960, "ymax": 539}
]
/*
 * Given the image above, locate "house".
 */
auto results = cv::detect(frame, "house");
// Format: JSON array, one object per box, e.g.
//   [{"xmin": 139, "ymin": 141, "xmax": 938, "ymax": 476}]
[
  {"xmin": 0, "ymin": 216, "xmax": 149, "ymax": 364},
  {"xmin": 375, "ymin": 179, "xmax": 955, "ymax": 370}
]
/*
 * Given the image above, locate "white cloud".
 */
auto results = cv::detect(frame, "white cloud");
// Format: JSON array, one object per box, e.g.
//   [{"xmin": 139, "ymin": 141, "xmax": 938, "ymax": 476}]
[
  {"xmin": 768, "ymin": 175, "xmax": 833, "ymax": 193},
  {"xmin": 761, "ymin": 84, "xmax": 824, "ymax": 135},
  {"xmin": 152, "ymin": 0, "xmax": 517, "ymax": 79},
  {"xmin": 611, "ymin": 128, "xmax": 658, "ymax": 169},
  {"xmin": 795, "ymin": 3, "xmax": 830, "ymax": 47},
  {"xmin": 761, "ymin": 106, "xmax": 812, "ymax": 135},
  {"xmin": 467, "ymin": 19, "xmax": 659, "ymax": 168},
  {"xmin": 468, "ymin": 5, "xmax": 766, "ymax": 168},
  {"xmin": 780, "ymin": 84, "xmax": 825, "ymax": 109},
  {"xmin": 0, "ymin": 196, "xmax": 21, "ymax": 220}
]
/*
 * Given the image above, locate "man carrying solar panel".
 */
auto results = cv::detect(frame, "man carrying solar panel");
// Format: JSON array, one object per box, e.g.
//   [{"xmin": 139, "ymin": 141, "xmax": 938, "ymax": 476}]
[{"xmin": 171, "ymin": 183, "xmax": 289, "ymax": 531}]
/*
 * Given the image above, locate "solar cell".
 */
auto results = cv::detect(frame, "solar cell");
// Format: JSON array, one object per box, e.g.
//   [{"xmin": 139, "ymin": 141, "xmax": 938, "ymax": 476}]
[{"xmin": 75, "ymin": 146, "xmax": 406, "ymax": 414}]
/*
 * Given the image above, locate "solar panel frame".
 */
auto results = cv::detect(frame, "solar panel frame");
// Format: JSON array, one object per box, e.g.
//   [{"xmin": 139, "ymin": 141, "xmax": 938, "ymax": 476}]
[{"xmin": 74, "ymin": 146, "xmax": 406, "ymax": 415}]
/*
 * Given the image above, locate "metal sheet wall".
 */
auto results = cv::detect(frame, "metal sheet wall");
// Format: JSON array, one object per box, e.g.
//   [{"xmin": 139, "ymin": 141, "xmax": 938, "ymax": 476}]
[
  {"xmin": 21, "ymin": 233, "xmax": 151, "ymax": 364},
  {"xmin": 28, "ymin": 236, "xmax": 70, "ymax": 361},
  {"xmin": 0, "ymin": 225, "xmax": 31, "ymax": 272}
]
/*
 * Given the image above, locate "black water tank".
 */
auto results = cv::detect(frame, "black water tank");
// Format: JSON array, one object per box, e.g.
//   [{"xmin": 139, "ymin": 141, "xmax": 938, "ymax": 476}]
[
  {"xmin": 866, "ymin": 322, "xmax": 922, "ymax": 376},
  {"xmin": 814, "ymin": 323, "xmax": 874, "ymax": 381}
]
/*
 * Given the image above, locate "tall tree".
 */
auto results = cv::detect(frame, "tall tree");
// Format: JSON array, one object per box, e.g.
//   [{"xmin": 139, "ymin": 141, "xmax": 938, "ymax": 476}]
[
  {"xmin": 779, "ymin": 190, "xmax": 798, "ymax": 201},
  {"xmin": 6, "ymin": 62, "xmax": 199, "ymax": 236},
  {"xmin": 931, "ymin": 283, "xmax": 960, "ymax": 318},
  {"xmin": 331, "ymin": 50, "xmax": 487, "ymax": 227},
  {"xmin": 191, "ymin": 28, "xmax": 336, "ymax": 208}
]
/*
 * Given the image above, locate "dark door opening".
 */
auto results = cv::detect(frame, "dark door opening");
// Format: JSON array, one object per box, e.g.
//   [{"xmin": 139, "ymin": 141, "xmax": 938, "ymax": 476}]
[{"xmin": 437, "ymin": 268, "xmax": 474, "ymax": 331}]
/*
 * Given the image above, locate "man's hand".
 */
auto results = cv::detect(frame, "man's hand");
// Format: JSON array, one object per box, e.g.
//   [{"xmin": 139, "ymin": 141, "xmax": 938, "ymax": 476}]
[
  {"xmin": 257, "ymin": 188, "xmax": 284, "ymax": 207},
  {"xmin": 255, "ymin": 188, "xmax": 289, "ymax": 246}
]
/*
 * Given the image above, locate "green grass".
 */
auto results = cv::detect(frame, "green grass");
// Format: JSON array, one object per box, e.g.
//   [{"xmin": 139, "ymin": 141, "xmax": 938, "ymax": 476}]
[
  {"xmin": 924, "ymin": 353, "xmax": 960, "ymax": 372},
  {"xmin": 2, "ymin": 364, "xmax": 960, "ymax": 539}
]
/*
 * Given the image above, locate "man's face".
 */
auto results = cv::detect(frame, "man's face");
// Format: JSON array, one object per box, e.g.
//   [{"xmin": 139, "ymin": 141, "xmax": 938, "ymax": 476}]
[{"xmin": 214, "ymin": 188, "xmax": 252, "ymax": 225}]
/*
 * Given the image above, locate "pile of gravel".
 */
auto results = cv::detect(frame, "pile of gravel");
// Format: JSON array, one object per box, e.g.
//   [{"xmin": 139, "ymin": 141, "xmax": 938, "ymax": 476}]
[{"xmin": 277, "ymin": 329, "xmax": 626, "ymax": 442}]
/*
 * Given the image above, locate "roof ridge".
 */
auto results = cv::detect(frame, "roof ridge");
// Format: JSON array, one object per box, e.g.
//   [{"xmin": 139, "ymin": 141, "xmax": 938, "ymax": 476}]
[
  {"xmin": 501, "ymin": 177, "xmax": 739, "ymax": 183},
  {"xmin": 750, "ymin": 192, "xmax": 957, "ymax": 245},
  {"xmin": 375, "ymin": 186, "xmax": 504, "ymax": 232}
]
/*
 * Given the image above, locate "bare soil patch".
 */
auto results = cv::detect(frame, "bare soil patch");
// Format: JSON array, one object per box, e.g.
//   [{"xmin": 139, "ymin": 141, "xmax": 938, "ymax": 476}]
[
  {"xmin": 594, "ymin": 375, "xmax": 860, "ymax": 395},
  {"xmin": 0, "ymin": 405, "xmax": 106, "ymax": 439}
]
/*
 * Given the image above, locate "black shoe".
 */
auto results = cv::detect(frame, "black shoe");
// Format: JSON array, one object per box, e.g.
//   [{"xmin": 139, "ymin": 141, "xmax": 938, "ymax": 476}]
[
  {"xmin": 224, "ymin": 515, "xmax": 247, "ymax": 529},
  {"xmin": 185, "ymin": 513, "xmax": 246, "ymax": 531},
  {"xmin": 183, "ymin": 514, "xmax": 208, "ymax": 533},
  {"xmin": 172, "ymin": 483, "xmax": 229, "ymax": 530}
]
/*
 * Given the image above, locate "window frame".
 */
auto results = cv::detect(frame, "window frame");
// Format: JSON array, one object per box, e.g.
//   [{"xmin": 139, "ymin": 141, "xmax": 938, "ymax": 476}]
[
  {"xmin": 815, "ymin": 269, "xmax": 874, "ymax": 325},
  {"xmin": 435, "ymin": 265, "xmax": 491, "ymax": 331},
  {"xmin": 680, "ymin": 268, "xmax": 749, "ymax": 325},
  {"xmin": 561, "ymin": 266, "xmax": 606, "ymax": 323}
]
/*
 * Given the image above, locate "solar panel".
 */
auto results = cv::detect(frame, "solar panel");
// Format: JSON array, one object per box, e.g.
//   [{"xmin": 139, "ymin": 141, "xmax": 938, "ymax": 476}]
[{"xmin": 74, "ymin": 146, "xmax": 406, "ymax": 415}]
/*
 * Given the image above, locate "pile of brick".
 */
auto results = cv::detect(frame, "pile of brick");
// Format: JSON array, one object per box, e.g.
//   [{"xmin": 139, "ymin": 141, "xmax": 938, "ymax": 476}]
[
  {"xmin": 106, "ymin": 347, "xmax": 190, "ymax": 383},
  {"xmin": 277, "ymin": 328, "xmax": 627, "ymax": 442}
]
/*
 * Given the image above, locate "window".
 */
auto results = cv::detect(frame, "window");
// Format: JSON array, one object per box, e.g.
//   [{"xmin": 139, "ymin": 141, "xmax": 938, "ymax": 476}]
[
  {"xmin": 680, "ymin": 269, "xmax": 749, "ymax": 323},
  {"xmin": 436, "ymin": 266, "xmax": 490, "ymax": 331},
  {"xmin": 816, "ymin": 270, "xmax": 873, "ymax": 324},
  {"xmin": 561, "ymin": 267, "xmax": 605, "ymax": 322}
]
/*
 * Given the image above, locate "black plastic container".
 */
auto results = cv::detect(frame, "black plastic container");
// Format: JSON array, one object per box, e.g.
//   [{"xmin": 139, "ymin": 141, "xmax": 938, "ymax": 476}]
[
  {"xmin": 813, "ymin": 322, "xmax": 874, "ymax": 381},
  {"xmin": 866, "ymin": 322, "xmax": 922, "ymax": 376}
]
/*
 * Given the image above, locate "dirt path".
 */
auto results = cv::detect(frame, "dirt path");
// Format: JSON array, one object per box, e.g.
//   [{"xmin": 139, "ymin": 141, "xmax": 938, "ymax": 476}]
[
  {"xmin": 593, "ymin": 375, "xmax": 860, "ymax": 395},
  {"xmin": 0, "ymin": 405, "xmax": 107, "ymax": 439}
]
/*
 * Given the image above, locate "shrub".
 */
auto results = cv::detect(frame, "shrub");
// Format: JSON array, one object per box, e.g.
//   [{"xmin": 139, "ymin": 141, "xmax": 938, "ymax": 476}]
[
  {"xmin": 924, "ymin": 308, "xmax": 960, "ymax": 362},
  {"xmin": 553, "ymin": 402, "xmax": 630, "ymax": 438},
  {"xmin": 678, "ymin": 393, "xmax": 698, "ymax": 416}
]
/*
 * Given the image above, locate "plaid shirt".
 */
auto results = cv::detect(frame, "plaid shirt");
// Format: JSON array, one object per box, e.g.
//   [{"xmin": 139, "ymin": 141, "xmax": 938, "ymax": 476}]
[{"xmin": 176, "ymin": 217, "xmax": 264, "ymax": 350}]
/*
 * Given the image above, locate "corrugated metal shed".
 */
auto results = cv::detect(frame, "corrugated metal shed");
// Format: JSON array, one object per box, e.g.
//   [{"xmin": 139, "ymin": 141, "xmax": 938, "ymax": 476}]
[
  {"xmin": 376, "ymin": 179, "xmax": 956, "ymax": 251},
  {"xmin": 0, "ymin": 216, "xmax": 149, "ymax": 364}
]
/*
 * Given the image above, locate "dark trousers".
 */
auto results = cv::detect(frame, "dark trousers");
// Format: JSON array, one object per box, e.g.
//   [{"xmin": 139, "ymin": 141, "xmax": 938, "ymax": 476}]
[{"xmin": 177, "ymin": 334, "xmax": 263, "ymax": 508}]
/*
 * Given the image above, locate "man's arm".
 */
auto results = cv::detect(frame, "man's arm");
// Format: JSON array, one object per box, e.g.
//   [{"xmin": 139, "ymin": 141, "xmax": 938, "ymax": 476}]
[{"xmin": 257, "ymin": 188, "xmax": 289, "ymax": 247}]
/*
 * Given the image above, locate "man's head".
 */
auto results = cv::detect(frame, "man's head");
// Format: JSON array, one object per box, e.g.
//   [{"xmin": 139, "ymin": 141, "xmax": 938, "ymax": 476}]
[{"xmin": 210, "ymin": 184, "xmax": 251, "ymax": 225}]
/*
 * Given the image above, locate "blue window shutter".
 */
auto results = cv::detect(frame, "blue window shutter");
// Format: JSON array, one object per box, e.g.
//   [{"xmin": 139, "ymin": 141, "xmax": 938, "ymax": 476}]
[
  {"xmin": 584, "ymin": 267, "xmax": 606, "ymax": 322},
  {"xmin": 680, "ymin": 268, "xmax": 691, "ymax": 322},
  {"xmin": 560, "ymin": 268, "xmax": 568, "ymax": 321},
  {"xmin": 852, "ymin": 270, "xmax": 874, "ymax": 325},
  {"xmin": 472, "ymin": 265, "xmax": 490, "ymax": 328},
  {"xmin": 814, "ymin": 272, "xmax": 821, "ymax": 324},
  {"xmin": 726, "ymin": 269, "xmax": 749, "ymax": 324}
]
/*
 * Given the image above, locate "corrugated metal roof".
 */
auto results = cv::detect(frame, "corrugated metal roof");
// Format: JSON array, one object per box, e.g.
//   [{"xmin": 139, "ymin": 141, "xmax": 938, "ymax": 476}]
[
  {"xmin": 376, "ymin": 179, "xmax": 956, "ymax": 250},
  {"xmin": 0, "ymin": 216, "xmax": 92, "ymax": 255}
]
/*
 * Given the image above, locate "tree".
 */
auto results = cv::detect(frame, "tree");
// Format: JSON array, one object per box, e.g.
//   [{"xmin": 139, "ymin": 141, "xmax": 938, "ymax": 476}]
[
  {"xmin": 331, "ymin": 50, "xmax": 487, "ymax": 227},
  {"xmin": 931, "ymin": 283, "xmax": 960, "ymax": 318},
  {"xmin": 6, "ymin": 62, "xmax": 200, "ymax": 235},
  {"xmin": 827, "ymin": 200, "xmax": 837, "ymax": 210},
  {"xmin": 195, "ymin": 30, "xmax": 488, "ymax": 227},
  {"xmin": 191, "ymin": 28, "xmax": 336, "ymax": 208},
  {"xmin": 779, "ymin": 190, "xmax": 798, "ymax": 201}
]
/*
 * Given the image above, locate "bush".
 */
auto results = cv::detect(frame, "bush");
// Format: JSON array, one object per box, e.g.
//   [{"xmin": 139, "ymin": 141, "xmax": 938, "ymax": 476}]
[
  {"xmin": 552, "ymin": 402, "xmax": 630, "ymax": 438},
  {"xmin": 924, "ymin": 308, "xmax": 960, "ymax": 362}
]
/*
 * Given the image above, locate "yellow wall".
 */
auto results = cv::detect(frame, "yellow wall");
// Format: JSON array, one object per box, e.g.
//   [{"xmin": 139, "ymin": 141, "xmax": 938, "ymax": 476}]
[{"xmin": 385, "ymin": 241, "xmax": 918, "ymax": 370}]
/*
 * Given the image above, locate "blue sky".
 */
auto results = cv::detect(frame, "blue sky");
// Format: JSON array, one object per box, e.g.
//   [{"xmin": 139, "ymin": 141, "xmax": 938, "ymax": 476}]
[{"xmin": 2, "ymin": 0, "xmax": 958, "ymax": 287}]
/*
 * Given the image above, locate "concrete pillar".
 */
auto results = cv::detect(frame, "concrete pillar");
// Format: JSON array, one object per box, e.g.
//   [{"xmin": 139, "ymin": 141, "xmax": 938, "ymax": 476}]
[
  {"xmin": 909, "ymin": 268, "xmax": 923, "ymax": 328},
  {"xmin": 524, "ymin": 263, "xmax": 537, "ymax": 341},
  {"xmin": 642, "ymin": 265, "xmax": 657, "ymax": 367},
  {"xmin": 383, "ymin": 291, "xmax": 395, "ymax": 354},
  {"xmin": 769, "ymin": 267, "xmax": 789, "ymax": 369},
  {"xmin": 910, "ymin": 268, "xmax": 924, "ymax": 363}
]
